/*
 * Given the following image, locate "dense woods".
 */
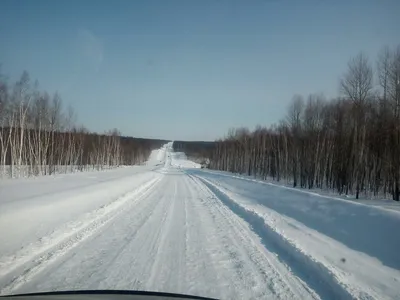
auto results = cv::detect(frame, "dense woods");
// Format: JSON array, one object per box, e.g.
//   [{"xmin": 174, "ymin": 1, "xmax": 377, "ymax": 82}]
[
  {"xmin": 173, "ymin": 141, "xmax": 216, "ymax": 164},
  {"xmin": 0, "ymin": 70, "xmax": 167, "ymax": 178},
  {"xmin": 207, "ymin": 46, "xmax": 400, "ymax": 201},
  {"xmin": 3, "ymin": 43, "xmax": 399, "ymax": 202}
]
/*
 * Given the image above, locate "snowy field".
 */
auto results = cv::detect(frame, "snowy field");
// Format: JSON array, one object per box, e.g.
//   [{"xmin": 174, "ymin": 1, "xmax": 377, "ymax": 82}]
[{"xmin": 1, "ymin": 142, "xmax": 399, "ymax": 299}]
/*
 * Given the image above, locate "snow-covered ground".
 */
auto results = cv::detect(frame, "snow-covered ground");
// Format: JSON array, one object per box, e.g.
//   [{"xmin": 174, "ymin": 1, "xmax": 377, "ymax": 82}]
[
  {"xmin": 170, "ymin": 151, "xmax": 201, "ymax": 169},
  {"xmin": 1, "ymin": 142, "xmax": 399, "ymax": 299},
  {"xmin": 146, "ymin": 143, "xmax": 168, "ymax": 166}
]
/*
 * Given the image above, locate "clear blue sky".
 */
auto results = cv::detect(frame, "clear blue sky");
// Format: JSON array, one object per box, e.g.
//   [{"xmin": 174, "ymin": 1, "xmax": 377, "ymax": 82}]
[{"xmin": 1, "ymin": 0, "xmax": 399, "ymax": 141}]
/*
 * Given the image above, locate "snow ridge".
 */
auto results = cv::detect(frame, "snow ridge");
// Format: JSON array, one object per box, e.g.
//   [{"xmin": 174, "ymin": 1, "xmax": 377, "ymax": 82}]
[
  {"xmin": 1, "ymin": 143, "xmax": 398, "ymax": 299},
  {"xmin": 196, "ymin": 176, "xmax": 352, "ymax": 300},
  {"xmin": 0, "ymin": 176, "xmax": 162, "ymax": 294},
  {"xmin": 193, "ymin": 173, "xmax": 400, "ymax": 300}
]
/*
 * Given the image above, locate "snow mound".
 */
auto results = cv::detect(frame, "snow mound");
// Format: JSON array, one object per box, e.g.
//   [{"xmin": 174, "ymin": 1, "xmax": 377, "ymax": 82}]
[
  {"xmin": 146, "ymin": 142, "xmax": 172, "ymax": 166},
  {"xmin": 170, "ymin": 152, "xmax": 201, "ymax": 169},
  {"xmin": 190, "ymin": 169, "xmax": 400, "ymax": 299}
]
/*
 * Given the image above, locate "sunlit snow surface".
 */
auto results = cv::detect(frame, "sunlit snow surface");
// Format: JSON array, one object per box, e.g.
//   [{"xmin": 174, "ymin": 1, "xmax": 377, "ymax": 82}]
[{"xmin": 1, "ymin": 142, "xmax": 399, "ymax": 299}]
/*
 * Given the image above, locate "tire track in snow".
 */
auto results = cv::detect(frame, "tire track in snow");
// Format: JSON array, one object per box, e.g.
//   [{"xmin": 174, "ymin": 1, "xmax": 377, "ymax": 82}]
[
  {"xmin": 2, "ymin": 166, "xmax": 322, "ymax": 299},
  {"xmin": 187, "ymin": 174, "xmax": 318, "ymax": 300},
  {"xmin": 24, "ymin": 174, "xmax": 178, "ymax": 293},
  {"xmin": 92, "ymin": 175, "xmax": 179, "ymax": 292},
  {"xmin": 53, "ymin": 174, "xmax": 175, "ymax": 290},
  {"xmin": 0, "ymin": 175, "xmax": 163, "ymax": 295},
  {"xmin": 195, "ymin": 175, "xmax": 354, "ymax": 300},
  {"xmin": 181, "ymin": 175, "xmax": 220, "ymax": 298},
  {"xmin": 145, "ymin": 175, "xmax": 190, "ymax": 293},
  {"xmin": 146, "ymin": 179, "xmax": 179, "ymax": 288}
]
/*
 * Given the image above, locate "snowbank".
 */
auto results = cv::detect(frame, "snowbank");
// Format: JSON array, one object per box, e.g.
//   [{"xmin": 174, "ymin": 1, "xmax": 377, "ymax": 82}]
[
  {"xmin": 170, "ymin": 152, "xmax": 201, "ymax": 169},
  {"xmin": 146, "ymin": 142, "xmax": 170, "ymax": 166},
  {"xmin": 0, "ymin": 143, "xmax": 174, "ymax": 258},
  {"xmin": 190, "ymin": 169, "xmax": 400, "ymax": 299}
]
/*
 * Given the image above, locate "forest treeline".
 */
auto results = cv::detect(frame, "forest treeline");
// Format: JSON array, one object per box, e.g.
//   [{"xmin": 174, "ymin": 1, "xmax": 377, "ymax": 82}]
[
  {"xmin": 0, "ymin": 70, "xmax": 167, "ymax": 178},
  {"xmin": 176, "ymin": 45, "xmax": 400, "ymax": 201},
  {"xmin": 213, "ymin": 46, "xmax": 400, "ymax": 201},
  {"xmin": 173, "ymin": 141, "xmax": 216, "ymax": 164}
]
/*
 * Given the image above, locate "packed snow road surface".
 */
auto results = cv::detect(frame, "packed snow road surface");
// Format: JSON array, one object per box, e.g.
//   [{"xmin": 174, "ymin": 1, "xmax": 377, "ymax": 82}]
[{"xmin": 1, "ymin": 143, "xmax": 399, "ymax": 299}]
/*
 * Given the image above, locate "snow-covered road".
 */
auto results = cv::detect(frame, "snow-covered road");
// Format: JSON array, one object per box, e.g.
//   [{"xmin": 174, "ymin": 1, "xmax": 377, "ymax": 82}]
[{"xmin": 1, "ymin": 143, "xmax": 399, "ymax": 299}]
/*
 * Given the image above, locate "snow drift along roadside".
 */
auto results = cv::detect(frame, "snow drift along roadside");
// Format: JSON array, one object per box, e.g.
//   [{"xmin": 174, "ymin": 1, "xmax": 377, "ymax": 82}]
[
  {"xmin": 0, "ymin": 175, "xmax": 162, "ymax": 295},
  {"xmin": 194, "ymin": 174, "xmax": 400, "ymax": 300}
]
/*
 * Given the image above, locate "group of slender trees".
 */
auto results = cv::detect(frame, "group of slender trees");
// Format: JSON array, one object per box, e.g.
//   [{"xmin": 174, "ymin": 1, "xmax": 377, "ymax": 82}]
[
  {"xmin": 173, "ymin": 140, "xmax": 215, "ymax": 165},
  {"xmin": 209, "ymin": 45, "xmax": 400, "ymax": 201},
  {"xmin": 3, "ymin": 44, "xmax": 399, "ymax": 201},
  {"xmin": 0, "ymin": 70, "xmax": 166, "ymax": 178}
]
